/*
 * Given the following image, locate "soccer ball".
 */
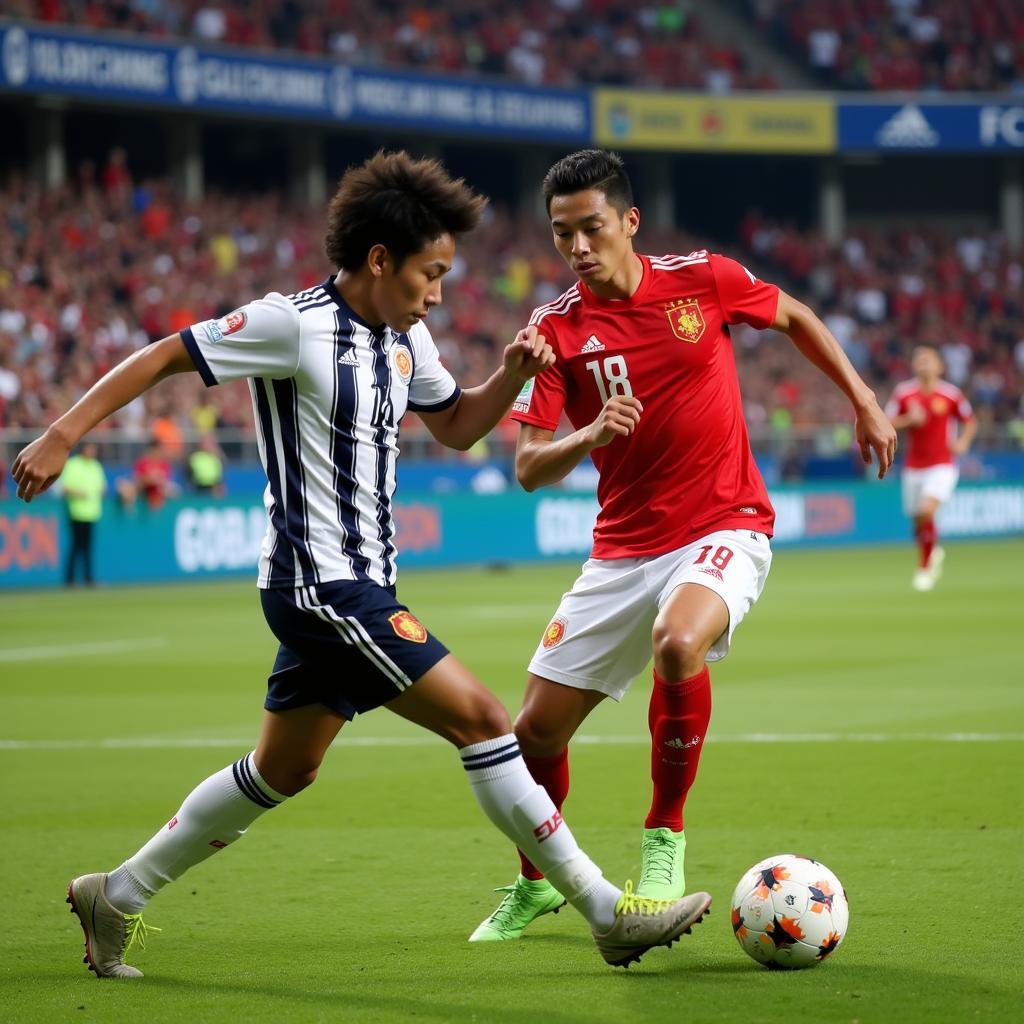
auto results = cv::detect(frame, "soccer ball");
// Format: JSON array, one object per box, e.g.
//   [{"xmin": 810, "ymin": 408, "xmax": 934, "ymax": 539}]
[{"xmin": 730, "ymin": 854, "xmax": 849, "ymax": 969}]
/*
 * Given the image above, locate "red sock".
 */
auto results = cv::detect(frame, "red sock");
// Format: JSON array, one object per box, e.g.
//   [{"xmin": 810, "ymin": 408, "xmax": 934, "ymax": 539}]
[
  {"xmin": 517, "ymin": 748, "xmax": 570, "ymax": 880},
  {"xmin": 916, "ymin": 518, "xmax": 936, "ymax": 568},
  {"xmin": 645, "ymin": 667, "xmax": 712, "ymax": 831}
]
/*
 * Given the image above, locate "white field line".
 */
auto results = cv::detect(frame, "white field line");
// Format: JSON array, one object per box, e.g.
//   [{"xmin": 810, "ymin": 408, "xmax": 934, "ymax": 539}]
[
  {"xmin": 0, "ymin": 638, "xmax": 168, "ymax": 663},
  {"xmin": 0, "ymin": 732, "xmax": 1022, "ymax": 752}
]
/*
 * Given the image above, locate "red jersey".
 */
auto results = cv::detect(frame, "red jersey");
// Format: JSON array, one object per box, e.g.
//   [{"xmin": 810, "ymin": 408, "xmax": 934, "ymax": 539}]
[
  {"xmin": 512, "ymin": 251, "xmax": 778, "ymax": 559},
  {"xmin": 885, "ymin": 379, "xmax": 974, "ymax": 468}
]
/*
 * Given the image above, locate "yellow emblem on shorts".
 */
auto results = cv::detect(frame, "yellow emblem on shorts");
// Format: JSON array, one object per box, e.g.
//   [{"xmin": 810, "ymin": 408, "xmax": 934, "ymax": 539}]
[
  {"xmin": 665, "ymin": 298, "xmax": 705, "ymax": 344},
  {"xmin": 389, "ymin": 611, "xmax": 427, "ymax": 643},
  {"xmin": 542, "ymin": 617, "xmax": 567, "ymax": 649}
]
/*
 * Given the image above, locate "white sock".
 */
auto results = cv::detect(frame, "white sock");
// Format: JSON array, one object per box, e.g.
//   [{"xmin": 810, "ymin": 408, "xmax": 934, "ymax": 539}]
[
  {"xmin": 105, "ymin": 752, "xmax": 287, "ymax": 914},
  {"xmin": 459, "ymin": 735, "xmax": 620, "ymax": 931}
]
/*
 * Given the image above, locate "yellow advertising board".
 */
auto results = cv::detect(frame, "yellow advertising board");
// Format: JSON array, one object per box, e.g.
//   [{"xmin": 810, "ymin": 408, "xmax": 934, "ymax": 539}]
[{"xmin": 594, "ymin": 91, "xmax": 836, "ymax": 153}]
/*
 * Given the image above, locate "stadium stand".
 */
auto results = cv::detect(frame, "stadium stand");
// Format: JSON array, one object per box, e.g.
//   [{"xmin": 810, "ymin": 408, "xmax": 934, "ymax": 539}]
[
  {"xmin": 744, "ymin": 0, "xmax": 1024, "ymax": 93},
  {"xmin": 1, "ymin": 159, "xmax": 1020, "ymax": 453},
  {"xmin": 14, "ymin": 0, "xmax": 777, "ymax": 90}
]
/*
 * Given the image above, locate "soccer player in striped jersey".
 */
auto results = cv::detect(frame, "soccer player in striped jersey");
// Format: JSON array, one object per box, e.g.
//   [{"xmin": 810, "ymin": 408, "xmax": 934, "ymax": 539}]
[
  {"xmin": 470, "ymin": 149, "xmax": 896, "ymax": 942},
  {"xmin": 12, "ymin": 152, "xmax": 711, "ymax": 978},
  {"xmin": 886, "ymin": 345, "xmax": 976, "ymax": 591}
]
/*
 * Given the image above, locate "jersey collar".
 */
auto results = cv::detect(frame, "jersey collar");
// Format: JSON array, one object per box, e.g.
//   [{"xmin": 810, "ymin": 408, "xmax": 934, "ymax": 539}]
[{"xmin": 322, "ymin": 276, "xmax": 387, "ymax": 334}]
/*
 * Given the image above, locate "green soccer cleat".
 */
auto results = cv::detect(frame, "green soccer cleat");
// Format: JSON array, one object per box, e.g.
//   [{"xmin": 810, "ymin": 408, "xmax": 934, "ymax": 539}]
[
  {"xmin": 592, "ymin": 881, "xmax": 711, "ymax": 968},
  {"xmin": 636, "ymin": 827, "xmax": 687, "ymax": 901},
  {"xmin": 67, "ymin": 873, "xmax": 160, "ymax": 979},
  {"xmin": 469, "ymin": 875, "xmax": 566, "ymax": 942}
]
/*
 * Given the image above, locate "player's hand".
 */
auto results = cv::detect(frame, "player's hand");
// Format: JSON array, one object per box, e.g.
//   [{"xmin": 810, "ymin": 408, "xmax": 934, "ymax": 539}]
[
  {"xmin": 587, "ymin": 396, "xmax": 644, "ymax": 447},
  {"xmin": 855, "ymin": 399, "xmax": 897, "ymax": 480},
  {"xmin": 503, "ymin": 326, "xmax": 555, "ymax": 383},
  {"xmin": 11, "ymin": 428, "xmax": 72, "ymax": 503}
]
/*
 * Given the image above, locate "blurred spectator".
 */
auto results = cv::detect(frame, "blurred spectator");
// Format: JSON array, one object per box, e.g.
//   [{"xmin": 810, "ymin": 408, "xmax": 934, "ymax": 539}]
[
  {"xmin": 59, "ymin": 440, "xmax": 107, "ymax": 586},
  {"xmin": 132, "ymin": 438, "xmax": 179, "ymax": 511},
  {"xmin": 188, "ymin": 434, "xmax": 226, "ymax": 497}
]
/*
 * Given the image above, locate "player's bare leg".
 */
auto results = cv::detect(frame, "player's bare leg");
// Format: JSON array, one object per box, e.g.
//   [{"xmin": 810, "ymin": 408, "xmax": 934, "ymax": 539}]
[
  {"xmin": 389, "ymin": 656, "xmax": 711, "ymax": 963},
  {"xmin": 467, "ymin": 676, "xmax": 605, "ymax": 940},
  {"xmin": 912, "ymin": 496, "xmax": 943, "ymax": 591},
  {"xmin": 70, "ymin": 704, "xmax": 343, "ymax": 978},
  {"xmin": 636, "ymin": 584, "xmax": 727, "ymax": 900}
]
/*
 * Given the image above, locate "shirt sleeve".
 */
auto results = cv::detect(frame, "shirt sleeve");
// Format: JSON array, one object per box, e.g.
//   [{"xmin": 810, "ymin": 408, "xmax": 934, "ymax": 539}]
[
  {"xmin": 509, "ymin": 315, "xmax": 566, "ymax": 431},
  {"xmin": 954, "ymin": 390, "xmax": 974, "ymax": 421},
  {"xmin": 180, "ymin": 292, "xmax": 301, "ymax": 386},
  {"xmin": 709, "ymin": 253, "xmax": 780, "ymax": 329},
  {"xmin": 406, "ymin": 323, "xmax": 461, "ymax": 413}
]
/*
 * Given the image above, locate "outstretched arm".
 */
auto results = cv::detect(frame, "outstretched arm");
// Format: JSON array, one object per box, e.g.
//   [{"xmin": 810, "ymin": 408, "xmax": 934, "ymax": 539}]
[
  {"xmin": 12, "ymin": 334, "xmax": 195, "ymax": 502},
  {"xmin": 418, "ymin": 326, "xmax": 555, "ymax": 451},
  {"xmin": 772, "ymin": 291, "xmax": 897, "ymax": 479}
]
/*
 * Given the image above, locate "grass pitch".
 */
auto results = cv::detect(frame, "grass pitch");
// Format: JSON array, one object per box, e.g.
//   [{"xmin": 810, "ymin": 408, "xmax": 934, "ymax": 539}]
[{"xmin": 1, "ymin": 540, "xmax": 1021, "ymax": 1023}]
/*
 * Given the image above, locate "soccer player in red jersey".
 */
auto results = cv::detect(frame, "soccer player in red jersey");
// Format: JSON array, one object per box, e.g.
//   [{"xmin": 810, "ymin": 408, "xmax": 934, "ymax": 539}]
[
  {"xmin": 470, "ymin": 149, "xmax": 896, "ymax": 941},
  {"xmin": 885, "ymin": 345, "xmax": 976, "ymax": 591}
]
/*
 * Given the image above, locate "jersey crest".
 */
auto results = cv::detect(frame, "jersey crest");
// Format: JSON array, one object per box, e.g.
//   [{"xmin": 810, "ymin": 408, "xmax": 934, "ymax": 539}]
[{"xmin": 665, "ymin": 298, "xmax": 705, "ymax": 344}]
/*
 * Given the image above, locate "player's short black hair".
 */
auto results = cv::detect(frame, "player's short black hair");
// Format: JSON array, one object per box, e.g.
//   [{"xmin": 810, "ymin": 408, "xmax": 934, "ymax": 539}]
[
  {"xmin": 325, "ymin": 150, "xmax": 487, "ymax": 271},
  {"xmin": 542, "ymin": 149, "xmax": 634, "ymax": 216}
]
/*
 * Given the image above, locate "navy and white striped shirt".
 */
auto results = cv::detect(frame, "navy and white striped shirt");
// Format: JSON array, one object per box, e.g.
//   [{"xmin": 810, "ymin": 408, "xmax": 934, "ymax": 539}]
[{"xmin": 181, "ymin": 277, "xmax": 460, "ymax": 588}]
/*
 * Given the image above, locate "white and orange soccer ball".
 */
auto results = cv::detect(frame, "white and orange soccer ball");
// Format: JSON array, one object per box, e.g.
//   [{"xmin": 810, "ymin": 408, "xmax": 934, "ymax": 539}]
[{"xmin": 730, "ymin": 854, "xmax": 849, "ymax": 969}]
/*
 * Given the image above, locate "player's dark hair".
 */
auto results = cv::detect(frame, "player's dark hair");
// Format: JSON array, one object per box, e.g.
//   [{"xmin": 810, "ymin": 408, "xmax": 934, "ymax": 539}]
[
  {"xmin": 325, "ymin": 151, "xmax": 487, "ymax": 271},
  {"xmin": 542, "ymin": 149, "xmax": 634, "ymax": 216}
]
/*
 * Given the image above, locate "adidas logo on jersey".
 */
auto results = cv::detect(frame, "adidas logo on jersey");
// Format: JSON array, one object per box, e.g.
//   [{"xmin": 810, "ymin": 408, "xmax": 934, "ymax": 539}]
[
  {"xmin": 876, "ymin": 104, "xmax": 939, "ymax": 148},
  {"xmin": 581, "ymin": 334, "xmax": 605, "ymax": 353},
  {"xmin": 337, "ymin": 349, "xmax": 359, "ymax": 366}
]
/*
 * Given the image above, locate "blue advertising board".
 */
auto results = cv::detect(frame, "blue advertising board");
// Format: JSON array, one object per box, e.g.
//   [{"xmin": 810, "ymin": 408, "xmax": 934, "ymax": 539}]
[
  {"xmin": 1, "ymin": 483, "xmax": 1021, "ymax": 590},
  {"xmin": 838, "ymin": 100, "xmax": 1024, "ymax": 152},
  {"xmin": 0, "ymin": 22, "xmax": 590, "ymax": 141}
]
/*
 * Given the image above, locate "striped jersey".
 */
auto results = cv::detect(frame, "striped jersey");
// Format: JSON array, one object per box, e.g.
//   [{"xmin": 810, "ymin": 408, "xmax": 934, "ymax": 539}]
[
  {"xmin": 181, "ymin": 277, "xmax": 460, "ymax": 588},
  {"xmin": 885, "ymin": 378, "xmax": 973, "ymax": 468},
  {"xmin": 511, "ymin": 251, "xmax": 779, "ymax": 558}
]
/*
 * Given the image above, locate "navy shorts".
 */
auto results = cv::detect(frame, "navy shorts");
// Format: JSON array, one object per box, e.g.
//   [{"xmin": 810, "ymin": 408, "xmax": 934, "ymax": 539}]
[{"xmin": 259, "ymin": 581, "xmax": 450, "ymax": 720}]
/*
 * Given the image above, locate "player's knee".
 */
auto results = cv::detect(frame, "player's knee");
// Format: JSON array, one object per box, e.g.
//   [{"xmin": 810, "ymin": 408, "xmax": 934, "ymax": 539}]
[
  {"xmin": 653, "ymin": 625, "xmax": 709, "ymax": 680},
  {"xmin": 513, "ymin": 711, "xmax": 568, "ymax": 757},
  {"xmin": 256, "ymin": 759, "xmax": 320, "ymax": 797},
  {"xmin": 444, "ymin": 692, "xmax": 512, "ymax": 748}
]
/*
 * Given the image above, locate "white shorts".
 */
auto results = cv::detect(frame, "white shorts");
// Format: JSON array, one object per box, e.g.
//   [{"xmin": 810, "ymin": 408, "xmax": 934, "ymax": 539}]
[
  {"xmin": 528, "ymin": 530, "xmax": 773, "ymax": 702},
  {"xmin": 902, "ymin": 464, "xmax": 959, "ymax": 516}
]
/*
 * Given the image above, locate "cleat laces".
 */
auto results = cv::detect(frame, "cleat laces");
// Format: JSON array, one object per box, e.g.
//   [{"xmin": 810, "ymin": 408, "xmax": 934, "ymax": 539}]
[
  {"xmin": 639, "ymin": 832, "xmax": 677, "ymax": 889},
  {"xmin": 123, "ymin": 914, "xmax": 161, "ymax": 956},
  {"xmin": 485, "ymin": 884, "xmax": 527, "ymax": 932},
  {"xmin": 615, "ymin": 880, "xmax": 677, "ymax": 917}
]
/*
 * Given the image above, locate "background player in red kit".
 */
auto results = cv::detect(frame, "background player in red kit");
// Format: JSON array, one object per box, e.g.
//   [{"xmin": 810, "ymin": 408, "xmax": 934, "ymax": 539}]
[
  {"xmin": 886, "ymin": 345, "xmax": 976, "ymax": 591},
  {"xmin": 470, "ymin": 149, "xmax": 896, "ymax": 942}
]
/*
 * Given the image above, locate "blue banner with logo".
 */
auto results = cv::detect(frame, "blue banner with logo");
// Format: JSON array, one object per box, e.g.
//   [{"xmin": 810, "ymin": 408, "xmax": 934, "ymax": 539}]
[
  {"xmin": 838, "ymin": 101, "xmax": 1024, "ymax": 152},
  {"xmin": 0, "ymin": 22, "xmax": 590, "ymax": 140},
  {"xmin": 2, "ymin": 483, "xmax": 1022, "ymax": 589}
]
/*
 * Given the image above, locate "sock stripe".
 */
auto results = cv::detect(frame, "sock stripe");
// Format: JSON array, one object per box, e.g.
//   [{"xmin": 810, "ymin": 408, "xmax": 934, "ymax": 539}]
[
  {"xmin": 461, "ymin": 747, "xmax": 522, "ymax": 772},
  {"xmin": 232, "ymin": 757, "xmax": 278, "ymax": 809},
  {"xmin": 461, "ymin": 740, "xmax": 518, "ymax": 765},
  {"xmin": 240, "ymin": 754, "xmax": 283, "ymax": 806}
]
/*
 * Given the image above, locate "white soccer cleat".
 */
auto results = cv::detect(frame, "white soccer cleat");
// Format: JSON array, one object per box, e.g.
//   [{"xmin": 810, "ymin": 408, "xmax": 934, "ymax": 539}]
[
  {"xmin": 592, "ymin": 881, "xmax": 711, "ymax": 967},
  {"xmin": 927, "ymin": 546, "xmax": 946, "ymax": 583},
  {"xmin": 67, "ymin": 873, "xmax": 159, "ymax": 978},
  {"xmin": 912, "ymin": 568, "xmax": 934, "ymax": 591}
]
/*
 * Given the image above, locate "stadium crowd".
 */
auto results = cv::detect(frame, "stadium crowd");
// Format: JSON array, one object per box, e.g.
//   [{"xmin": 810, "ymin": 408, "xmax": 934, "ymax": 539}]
[
  {"xmin": 13, "ymin": 0, "xmax": 773, "ymax": 91},
  {"xmin": 1, "ymin": 160, "xmax": 1021, "ymax": 457},
  {"xmin": 14, "ymin": 0, "xmax": 1024, "ymax": 92},
  {"xmin": 747, "ymin": 0, "xmax": 1024, "ymax": 93}
]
